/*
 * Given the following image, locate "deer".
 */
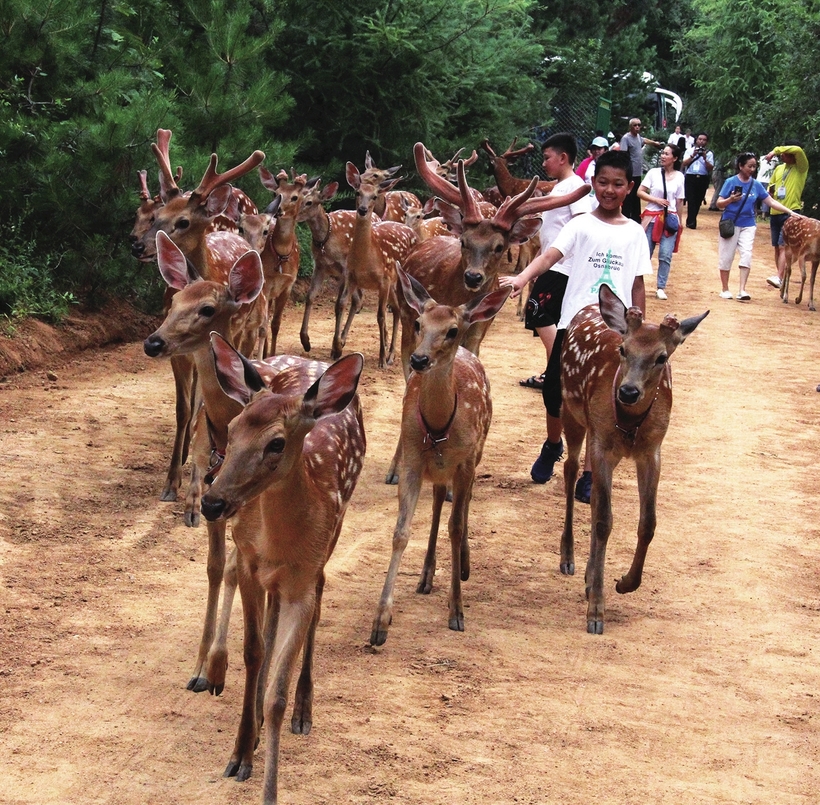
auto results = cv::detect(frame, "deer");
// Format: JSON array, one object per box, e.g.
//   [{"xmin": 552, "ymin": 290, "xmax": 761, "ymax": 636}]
[
  {"xmin": 399, "ymin": 195, "xmax": 452, "ymax": 242},
  {"xmin": 559, "ymin": 284, "xmax": 708, "ymax": 635},
  {"xmin": 143, "ymin": 231, "xmax": 269, "ymax": 696},
  {"xmin": 480, "ymin": 137, "xmax": 557, "ymax": 202},
  {"xmin": 131, "ymin": 130, "xmax": 265, "ymax": 509},
  {"xmin": 338, "ymin": 158, "xmax": 418, "ymax": 367},
  {"xmin": 200, "ymin": 334, "xmax": 365, "ymax": 803},
  {"xmin": 358, "ymin": 150, "xmax": 422, "ymax": 221},
  {"xmin": 780, "ymin": 215, "xmax": 820, "ymax": 311},
  {"xmin": 369, "ymin": 267, "xmax": 510, "ymax": 645},
  {"xmin": 295, "ymin": 177, "xmax": 365, "ymax": 355}
]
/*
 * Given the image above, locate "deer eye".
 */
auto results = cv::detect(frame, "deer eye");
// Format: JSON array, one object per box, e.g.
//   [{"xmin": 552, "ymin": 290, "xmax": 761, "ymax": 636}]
[
  {"xmin": 414, "ymin": 320, "xmax": 420, "ymax": 334},
  {"xmin": 447, "ymin": 327, "xmax": 458, "ymax": 339},
  {"xmin": 176, "ymin": 218, "xmax": 190, "ymax": 230},
  {"xmin": 265, "ymin": 437, "xmax": 286, "ymax": 455},
  {"xmin": 199, "ymin": 305, "xmax": 216, "ymax": 318},
  {"xmin": 494, "ymin": 244, "xmax": 504, "ymax": 254},
  {"xmin": 656, "ymin": 354, "xmax": 668, "ymax": 365},
  {"xmin": 618, "ymin": 345, "xmax": 626, "ymax": 357}
]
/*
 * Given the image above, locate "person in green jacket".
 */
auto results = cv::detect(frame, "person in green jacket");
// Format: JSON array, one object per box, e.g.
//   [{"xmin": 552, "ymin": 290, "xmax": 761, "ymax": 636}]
[{"xmin": 764, "ymin": 141, "xmax": 809, "ymax": 289}]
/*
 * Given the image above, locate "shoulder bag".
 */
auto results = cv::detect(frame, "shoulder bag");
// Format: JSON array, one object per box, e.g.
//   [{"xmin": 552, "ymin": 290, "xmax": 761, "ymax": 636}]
[{"xmin": 719, "ymin": 183, "xmax": 752, "ymax": 239}]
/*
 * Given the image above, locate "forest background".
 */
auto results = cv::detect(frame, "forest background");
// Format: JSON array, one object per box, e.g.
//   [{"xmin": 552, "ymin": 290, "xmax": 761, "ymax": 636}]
[{"xmin": 0, "ymin": 0, "xmax": 817, "ymax": 322}]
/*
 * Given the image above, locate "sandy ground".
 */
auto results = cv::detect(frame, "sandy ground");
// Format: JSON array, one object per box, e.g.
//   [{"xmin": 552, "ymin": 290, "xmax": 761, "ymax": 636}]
[{"xmin": 1, "ymin": 209, "xmax": 819, "ymax": 805}]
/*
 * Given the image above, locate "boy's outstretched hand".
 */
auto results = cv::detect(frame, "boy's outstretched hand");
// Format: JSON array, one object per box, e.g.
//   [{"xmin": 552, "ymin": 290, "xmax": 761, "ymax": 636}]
[{"xmin": 498, "ymin": 274, "xmax": 526, "ymax": 298}]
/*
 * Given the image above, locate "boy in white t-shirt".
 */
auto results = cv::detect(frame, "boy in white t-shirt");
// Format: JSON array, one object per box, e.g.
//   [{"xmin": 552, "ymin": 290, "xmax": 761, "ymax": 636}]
[
  {"xmin": 519, "ymin": 132, "xmax": 591, "ymax": 392},
  {"xmin": 500, "ymin": 150, "xmax": 651, "ymax": 495}
]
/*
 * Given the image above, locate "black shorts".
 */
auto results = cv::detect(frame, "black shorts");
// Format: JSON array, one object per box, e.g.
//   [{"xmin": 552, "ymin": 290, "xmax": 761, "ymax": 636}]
[
  {"xmin": 770, "ymin": 212, "xmax": 794, "ymax": 247},
  {"xmin": 525, "ymin": 271, "xmax": 568, "ymax": 333},
  {"xmin": 542, "ymin": 328, "xmax": 566, "ymax": 417}
]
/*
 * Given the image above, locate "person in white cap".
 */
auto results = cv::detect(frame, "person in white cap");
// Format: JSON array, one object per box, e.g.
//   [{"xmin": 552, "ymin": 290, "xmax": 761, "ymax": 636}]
[{"xmin": 575, "ymin": 136, "xmax": 609, "ymax": 209}]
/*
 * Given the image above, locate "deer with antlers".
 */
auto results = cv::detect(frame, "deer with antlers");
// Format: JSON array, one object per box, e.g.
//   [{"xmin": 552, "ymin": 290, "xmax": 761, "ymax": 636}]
[
  {"xmin": 131, "ymin": 130, "xmax": 265, "ymax": 508},
  {"xmin": 370, "ymin": 268, "xmax": 510, "ymax": 645},
  {"xmin": 780, "ymin": 215, "xmax": 820, "ymax": 310},
  {"xmin": 338, "ymin": 158, "xmax": 418, "ymax": 367},
  {"xmin": 559, "ymin": 285, "xmax": 708, "ymax": 635},
  {"xmin": 143, "ymin": 231, "xmax": 269, "ymax": 695},
  {"xmin": 481, "ymin": 137, "xmax": 557, "ymax": 201},
  {"xmin": 200, "ymin": 335, "xmax": 365, "ymax": 802}
]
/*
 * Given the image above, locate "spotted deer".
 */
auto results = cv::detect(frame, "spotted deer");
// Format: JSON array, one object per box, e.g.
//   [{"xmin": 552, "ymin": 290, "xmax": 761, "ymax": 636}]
[
  {"xmin": 358, "ymin": 150, "xmax": 422, "ymax": 221},
  {"xmin": 339, "ymin": 159, "xmax": 417, "ymax": 367},
  {"xmin": 480, "ymin": 137, "xmax": 557, "ymax": 201},
  {"xmin": 559, "ymin": 285, "xmax": 708, "ymax": 635},
  {"xmin": 370, "ymin": 268, "xmax": 510, "ymax": 645},
  {"xmin": 398, "ymin": 195, "xmax": 452, "ymax": 242},
  {"xmin": 131, "ymin": 130, "xmax": 264, "ymax": 506},
  {"xmin": 143, "ymin": 231, "xmax": 268, "ymax": 695},
  {"xmin": 295, "ymin": 178, "xmax": 364, "ymax": 355},
  {"xmin": 201, "ymin": 335, "xmax": 365, "ymax": 803},
  {"xmin": 781, "ymin": 215, "xmax": 820, "ymax": 310}
]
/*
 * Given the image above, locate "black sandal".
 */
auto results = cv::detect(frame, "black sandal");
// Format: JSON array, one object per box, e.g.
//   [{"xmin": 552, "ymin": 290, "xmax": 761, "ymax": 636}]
[{"xmin": 519, "ymin": 373, "xmax": 545, "ymax": 390}]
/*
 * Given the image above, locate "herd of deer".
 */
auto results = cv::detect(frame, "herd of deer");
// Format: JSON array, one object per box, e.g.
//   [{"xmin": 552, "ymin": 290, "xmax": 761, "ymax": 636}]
[{"xmin": 130, "ymin": 129, "xmax": 708, "ymax": 803}]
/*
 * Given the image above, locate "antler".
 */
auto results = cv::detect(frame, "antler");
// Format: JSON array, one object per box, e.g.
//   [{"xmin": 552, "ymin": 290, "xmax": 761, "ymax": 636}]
[
  {"xmin": 480, "ymin": 138, "xmax": 498, "ymax": 159},
  {"xmin": 137, "ymin": 170, "xmax": 151, "ymax": 200},
  {"xmin": 414, "ymin": 141, "xmax": 464, "ymax": 208},
  {"xmin": 490, "ymin": 176, "xmax": 539, "ymax": 230},
  {"xmin": 192, "ymin": 149, "xmax": 266, "ymax": 201},
  {"xmin": 500, "ymin": 138, "xmax": 535, "ymax": 161},
  {"xmin": 152, "ymin": 129, "xmax": 183, "ymax": 200},
  {"xmin": 457, "ymin": 159, "xmax": 482, "ymax": 225}
]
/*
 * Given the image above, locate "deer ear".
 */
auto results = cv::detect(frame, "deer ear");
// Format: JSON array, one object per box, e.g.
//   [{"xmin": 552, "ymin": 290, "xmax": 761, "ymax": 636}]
[
  {"xmin": 462, "ymin": 286, "xmax": 512, "ymax": 324},
  {"xmin": 321, "ymin": 181, "xmax": 339, "ymax": 201},
  {"xmin": 157, "ymin": 231, "xmax": 199, "ymax": 289},
  {"xmin": 265, "ymin": 195, "xmax": 282, "ymax": 217},
  {"xmin": 210, "ymin": 333, "xmax": 265, "ymax": 406},
  {"xmin": 258, "ymin": 165, "xmax": 278, "ymax": 191},
  {"xmin": 379, "ymin": 177, "xmax": 403, "ymax": 192},
  {"xmin": 303, "ymin": 353, "xmax": 364, "ymax": 419},
  {"xmin": 345, "ymin": 162, "xmax": 361, "ymax": 190},
  {"xmin": 228, "ymin": 251, "xmax": 264, "ymax": 305},
  {"xmin": 676, "ymin": 309, "xmax": 709, "ymax": 342},
  {"xmin": 397, "ymin": 264, "xmax": 432, "ymax": 315},
  {"xmin": 508, "ymin": 215, "xmax": 541, "ymax": 244},
  {"xmin": 436, "ymin": 201, "xmax": 464, "ymax": 235},
  {"xmin": 204, "ymin": 185, "xmax": 232, "ymax": 217},
  {"xmin": 598, "ymin": 284, "xmax": 629, "ymax": 334}
]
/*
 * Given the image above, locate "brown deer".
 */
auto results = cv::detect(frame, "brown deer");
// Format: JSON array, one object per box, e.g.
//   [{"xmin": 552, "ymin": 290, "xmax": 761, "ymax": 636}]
[
  {"xmin": 143, "ymin": 231, "xmax": 268, "ymax": 695},
  {"xmin": 559, "ymin": 285, "xmax": 708, "ymax": 635},
  {"xmin": 399, "ymin": 195, "xmax": 452, "ymax": 242},
  {"xmin": 131, "ymin": 130, "xmax": 265, "ymax": 507},
  {"xmin": 358, "ymin": 150, "xmax": 422, "ymax": 221},
  {"xmin": 370, "ymin": 268, "xmax": 510, "ymax": 645},
  {"xmin": 781, "ymin": 216, "xmax": 820, "ymax": 310},
  {"xmin": 480, "ymin": 137, "xmax": 557, "ymax": 200},
  {"xmin": 339, "ymin": 159, "xmax": 418, "ymax": 367},
  {"xmin": 295, "ymin": 178, "xmax": 364, "ymax": 355},
  {"xmin": 200, "ymin": 335, "xmax": 365, "ymax": 802}
]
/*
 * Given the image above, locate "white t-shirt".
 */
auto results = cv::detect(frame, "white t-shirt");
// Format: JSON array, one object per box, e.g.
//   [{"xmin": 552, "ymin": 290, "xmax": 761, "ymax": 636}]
[
  {"xmin": 582, "ymin": 160, "xmax": 599, "ymax": 211},
  {"xmin": 640, "ymin": 168, "xmax": 685, "ymax": 212},
  {"xmin": 550, "ymin": 215, "xmax": 653, "ymax": 330},
  {"xmin": 538, "ymin": 174, "xmax": 591, "ymax": 276}
]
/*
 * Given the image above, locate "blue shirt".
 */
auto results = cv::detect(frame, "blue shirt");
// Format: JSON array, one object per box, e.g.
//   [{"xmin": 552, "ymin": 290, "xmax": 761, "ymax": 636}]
[{"xmin": 719, "ymin": 178, "xmax": 769, "ymax": 228}]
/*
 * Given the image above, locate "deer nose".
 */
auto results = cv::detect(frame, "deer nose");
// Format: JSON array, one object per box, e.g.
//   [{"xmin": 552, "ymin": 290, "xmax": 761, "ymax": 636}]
[
  {"xmin": 464, "ymin": 271, "xmax": 483, "ymax": 289},
  {"xmin": 143, "ymin": 334, "xmax": 166, "ymax": 358},
  {"xmin": 201, "ymin": 496, "xmax": 228, "ymax": 522},
  {"xmin": 410, "ymin": 354, "xmax": 430, "ymax": 372},
  {"xmin": 617, "ymin": 385, "xmax": 641, "ymax": 405},
  {"xmin": 131, "ymin": 240, "xmax": 145, "ymax": 257}
]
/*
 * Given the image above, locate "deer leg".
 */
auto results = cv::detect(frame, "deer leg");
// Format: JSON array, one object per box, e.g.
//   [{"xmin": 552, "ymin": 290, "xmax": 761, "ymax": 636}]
[
  {"xmin": 617, "ymin": 449, "xmax": 661, "ymax": 596},
  {"xmin": 386, "ymin": 288, "xmax": 400, "ymax": 366},
  {"xmin": 260, "ymin": 593, "xmax": 317, "ymax": 805},
  {"xmin": 417, "ymin": 483, "xmax": 447, "ymax": 594},
  {"xmin": 795, "ymin": 256, "xmax": 806, "ymax": 306},
  {"xmin": 267, "ymin": 290, "xmax": 290, "ymax": 358},
  {"xmin": 376, "ymin": 290, "xmax": 389, "ymax": 369},
  {"xmin": 586, "ymin": 452, "xmax": 615, "ymax": 635},
  {"xmin": 331, "ymin": 278, "xmax": 351, "ymax": 360},
  {"xmin": 340, "ymin": 288, "xmax": 364, "ymax": 347},
  {"xmin": 809, "ymin": 259, "xmax": 818, "ymax": 311},
  {"xmin": 299, "ymin": 263, "xmax": 327, "ymax": 352},
  {"xmin": 782, "ymin": 257, "xmax": 791, "ymax": 304},
  {"xmin": 187, "ymin": 518, "xmax": 227, "ymax": 692},
  {"xmin": 205, "ymin": 544, "xmax": 238, "ymax": 696},
  {"xmin": 184, "ymin": 404, "xmax": 208, "ymax": 527},
  {"xmin": 560, "ymin": 415, "xmax": 586, "ymax": 576},
  {"xmin": 385, "ymin": 437, "xmax": 401, "ymax": 485},
  {"xmin": 161, "ymin": 355, "xmax": 196, "ymax": 501},
  {"xmin": 370, "ymin": 470, "xmax": 422, "ymax": 646},
  {"xmin": 446, "ymin": 467, "xmax": 474, "ymax": 632},
  {"xmin": 224, "ymin": 537, "xmax": 266, "ymax": 782}
]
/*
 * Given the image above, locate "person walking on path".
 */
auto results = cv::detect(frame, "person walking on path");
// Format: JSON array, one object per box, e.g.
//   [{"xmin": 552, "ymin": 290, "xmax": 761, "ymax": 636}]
[
  {"xmin": 763, "ymin": 141, "xmax": 809, "ymax": 289},
  {"xmin": 682, "ymin": 132, "xmax": 714, "ymax": 229},
  {"xmin": 620, "ymin": 118, "xmax": 663, "ymax": 223},
  {"xmin": 716, "ymin": 152, "xmax": 804, "ymax": 301},
  {"xmin": 638, "ymin": 143, "xmax": 685, "ymax": 300}
]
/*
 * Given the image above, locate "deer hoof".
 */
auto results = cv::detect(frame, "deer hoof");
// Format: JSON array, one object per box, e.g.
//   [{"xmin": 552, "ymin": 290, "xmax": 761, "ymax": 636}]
[
  {"xmin": 369, "ymin": 628, "xmax": 388, "ymax": 647},
  {"xmin": 184, "ymin": 510, "xmax": 200, "ymax": 528},
  {"xmin": 225, "ymin": 759, "xmax": 253, "ymax": 782},
  {"xmin": 291, "ymin": 712, "xmax": 313, "ymax": 735},
  {"xmin": 587, "ymin": 619, "xmax": 604, "ymax": 635},
  {"xmin": 187, "ymin": 675, "xmax": 209, "ymax": 693},
  {"xmin": 616, "ymin": 574, "xmax": 640, "ymax": 594},
  {"xmin": 300, "ymin": 335, "xmax": 311, "ymax": 352},
  {"xmin": 448, "ymin": 613, "xmax": 465, "ymax": 632},
  {"xmin": 160, "ymin": 487, "xmax": 178, "ymax": 502},
  {"xmin": 416, "ymin": 575, "xmax": 434, "ymax": 595},
  {"xmin": 208, "ymin": 680, "xmax": 225, "ymax": 697},
  {"xmin": 810, "ymin": 304, "xmax": 817, "ymax": 312},
  {"xmin": 384, "ymin": 471, "xmax": 399, "ymax": 485},
  {"xmin": 560, "ymin": 561, "xmax": 575, "ymax": 575}
]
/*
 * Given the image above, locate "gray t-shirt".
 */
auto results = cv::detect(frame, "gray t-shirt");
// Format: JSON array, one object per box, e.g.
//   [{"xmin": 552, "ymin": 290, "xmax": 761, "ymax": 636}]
[{"xmin": 619, "ymin": 132, "xmax": 644, "ymax": 177}]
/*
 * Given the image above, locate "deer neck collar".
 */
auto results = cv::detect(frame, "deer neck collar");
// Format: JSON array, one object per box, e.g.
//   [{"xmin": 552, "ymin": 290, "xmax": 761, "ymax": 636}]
[
  {"xmin": 611, "ymin": 364, "xmax": 670, "ymax": 444},
  {"xmin": 416, "ymin": 392, "xmax": 458, "ymax": 455}
]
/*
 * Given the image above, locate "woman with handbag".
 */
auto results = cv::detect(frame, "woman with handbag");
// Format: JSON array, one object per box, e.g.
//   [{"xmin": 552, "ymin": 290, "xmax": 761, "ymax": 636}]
[
  {"xmin": 638, "ymin": 143, "xmax": 685, "ymax": 300},
  {"xmin": 716, "ymin": 152, "xmax": 802, "ymax": 301}
]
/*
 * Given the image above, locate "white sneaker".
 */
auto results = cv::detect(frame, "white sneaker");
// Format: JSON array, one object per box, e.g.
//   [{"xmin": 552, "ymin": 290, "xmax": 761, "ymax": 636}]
[
  {"xmin": 655, "ymin": 288, "xmax": 668, "ymax": 300},
  {"xmin": 719, "ymin": 290, "xmax": 733, "ymax": 299},
  {"xmin": 766, "ymin": 276, "xmax": 781, "ymax": 289}
]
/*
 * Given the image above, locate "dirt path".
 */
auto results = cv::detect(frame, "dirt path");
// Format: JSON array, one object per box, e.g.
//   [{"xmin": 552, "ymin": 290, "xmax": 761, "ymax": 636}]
[{"xmin": 1, "ymin": 210, "xmax": 819, "ymax": 805}]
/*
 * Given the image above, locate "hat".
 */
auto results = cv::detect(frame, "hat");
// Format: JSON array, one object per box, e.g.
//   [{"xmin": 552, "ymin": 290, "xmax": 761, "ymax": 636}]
[{"xmin": 591, "ymin": 136, "xmax": 609, "ymax": 148}]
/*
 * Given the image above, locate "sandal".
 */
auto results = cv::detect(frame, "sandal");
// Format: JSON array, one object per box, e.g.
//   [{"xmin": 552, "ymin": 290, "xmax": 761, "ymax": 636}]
[{"xmin": 519, "ymin": 372, "xmax": 545, "ymax": 390}]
